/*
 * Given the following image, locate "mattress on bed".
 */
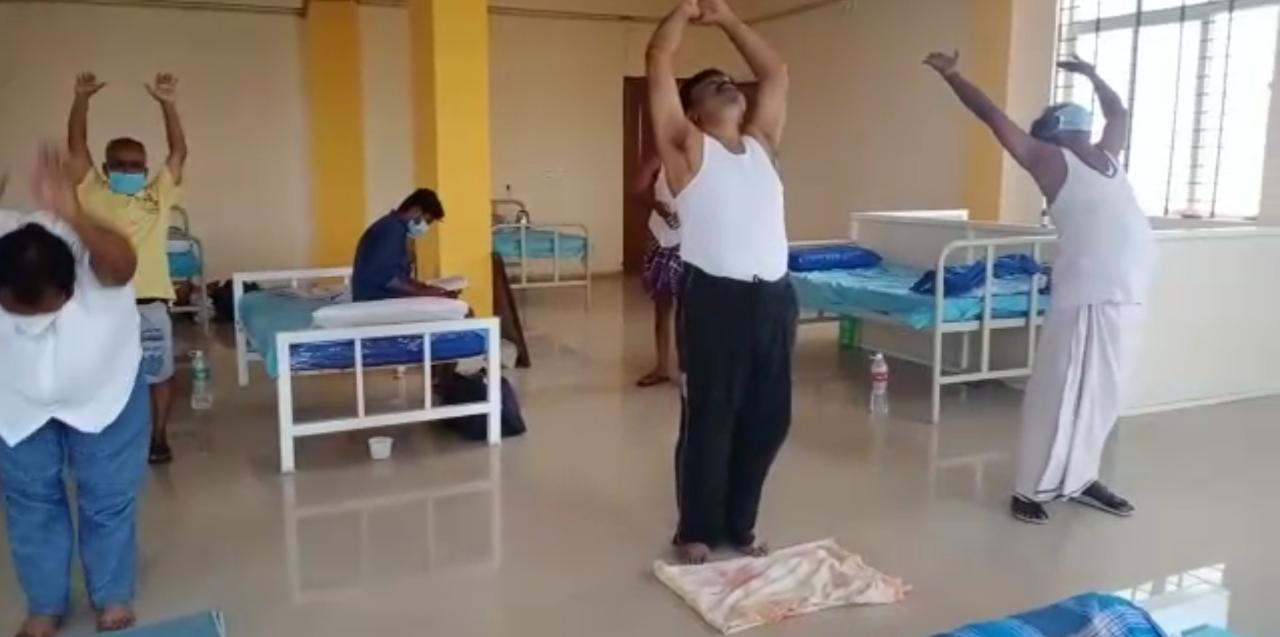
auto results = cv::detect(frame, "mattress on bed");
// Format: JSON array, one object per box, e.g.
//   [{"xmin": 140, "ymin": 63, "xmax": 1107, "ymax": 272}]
[
  {"xmin": 792, "ymin": 264, "xmax": 1050, "ymax": 330},
  {"xmin": 493, "ymin": 227, "xmax": 588, "ymax": 260},
  {"xmin": 238, "ymin": 290, "xmax": 488, "ymax": 379}
]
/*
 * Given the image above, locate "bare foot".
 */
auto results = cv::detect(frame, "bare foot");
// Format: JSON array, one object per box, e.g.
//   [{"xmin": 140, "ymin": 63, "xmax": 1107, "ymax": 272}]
[
  {"xmin": 15, "ymin": 615, "xmax": 60, "ymax": 637},
  {"xmin": 675, "ymin": 542, "xmax": 712, "ymax": 565},
  {"xmin": 95, "ymin": 606, "xmax": 136, "ymax": 632},
  {"xmin": 636, "ymin": 371, "xmax": 672, "ymax": 388}
]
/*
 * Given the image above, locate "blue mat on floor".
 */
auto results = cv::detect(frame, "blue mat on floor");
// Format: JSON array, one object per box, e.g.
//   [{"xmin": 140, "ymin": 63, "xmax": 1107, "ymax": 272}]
[{"xmin": 113, "ymin": 611, "xmax": 224, "ymax": 636}]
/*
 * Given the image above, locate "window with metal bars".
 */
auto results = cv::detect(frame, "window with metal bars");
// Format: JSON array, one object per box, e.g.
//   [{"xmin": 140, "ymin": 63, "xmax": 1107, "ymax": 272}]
[{"xmin": 1054, "ymin": 0, "xmax": 1280, "ymax": 218}]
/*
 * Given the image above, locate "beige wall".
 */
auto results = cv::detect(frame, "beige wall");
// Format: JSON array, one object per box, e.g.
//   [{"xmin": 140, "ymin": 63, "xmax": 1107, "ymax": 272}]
[
  {"xmin": 0, "ymin": 3, "xmax": 310, "ymax": 280},
  {"xmin": 757, "ymin": 0, "xmax": 975, "ymax": 242}
]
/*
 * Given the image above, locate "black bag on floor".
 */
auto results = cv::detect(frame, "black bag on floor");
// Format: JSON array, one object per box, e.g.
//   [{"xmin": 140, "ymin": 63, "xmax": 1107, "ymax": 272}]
[{"xmin": 437, "ymin": 371, "xmax": 527, "ymax": 441}]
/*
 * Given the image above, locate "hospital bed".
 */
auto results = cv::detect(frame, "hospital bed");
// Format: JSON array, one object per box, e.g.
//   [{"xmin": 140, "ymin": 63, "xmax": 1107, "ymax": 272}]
[
  {"xmin": 804, "ymin": 210, "xmax": 1280, "ymax": 426},
  {"xmin": 491, "ymin": 198, "xmax": 591, "ymax": 302},
  {"xmin": 232, "ymin": 267, "xmax": 502, "ymax": 473},
  {"xmin": 791, "ymin": 233, "xmax": 1053, "ymax": 424},
  {"xmin": 167, "ymin": 206, "xmax": 211, "ymax": 335}
]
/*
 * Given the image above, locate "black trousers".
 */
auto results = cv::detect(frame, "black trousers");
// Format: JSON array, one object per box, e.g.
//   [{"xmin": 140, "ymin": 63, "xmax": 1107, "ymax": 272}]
[{"xmin": 675, "ymin": 266, "xmax": 798, "ymax": 546}]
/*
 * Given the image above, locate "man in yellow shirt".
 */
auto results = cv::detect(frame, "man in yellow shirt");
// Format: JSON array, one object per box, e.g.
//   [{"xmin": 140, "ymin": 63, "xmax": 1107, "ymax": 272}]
[{"xmin": 67, "ymin": 71, "xmax": 188, "ymax": 466}]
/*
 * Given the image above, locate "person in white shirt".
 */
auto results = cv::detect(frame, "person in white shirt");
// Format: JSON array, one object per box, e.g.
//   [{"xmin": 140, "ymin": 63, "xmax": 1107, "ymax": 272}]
[
  {"xmin": 0, "ymin": 147, "xmax": 147, "ymax": 636},
  {"xmin": 648, "ymin": 0, "xmax": 794, "ymax": 564},
  {"xmin": 634, "ymin": 154, "xmax": 683, "ymax": 388},
  {"xmin": 925, "ymin": 51, "xmax": 1157, "ymax": 525}
]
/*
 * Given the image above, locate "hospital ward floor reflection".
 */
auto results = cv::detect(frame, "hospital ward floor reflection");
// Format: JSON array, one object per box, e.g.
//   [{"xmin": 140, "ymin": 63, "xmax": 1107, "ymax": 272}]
[
  {"xmin": 283, "ymin": 448, "xmax": 501, "ymax": 603},
  {"xmin": 0, "ymin": 278, "xmax": 1276, "ymax": 636}
]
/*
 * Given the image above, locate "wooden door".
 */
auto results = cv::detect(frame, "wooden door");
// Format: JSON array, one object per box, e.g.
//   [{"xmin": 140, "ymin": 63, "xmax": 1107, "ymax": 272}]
[
  {"xmin": 622, "ymin": 77, "xmax": 654, "ymax": 276},
  {"xmin": 621, "ymin": 77, "xmax": 759, "ymax": 275}
]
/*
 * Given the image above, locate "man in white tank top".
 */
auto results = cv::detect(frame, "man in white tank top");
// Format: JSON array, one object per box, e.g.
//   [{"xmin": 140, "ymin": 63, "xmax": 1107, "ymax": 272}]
[
  {"xmin": 926, "ymin": 52, "xmax": 1157, "ymax": 525},
  {"xmin": 647, "ymin": 0, "xmax": 794, "ymax": 564}
]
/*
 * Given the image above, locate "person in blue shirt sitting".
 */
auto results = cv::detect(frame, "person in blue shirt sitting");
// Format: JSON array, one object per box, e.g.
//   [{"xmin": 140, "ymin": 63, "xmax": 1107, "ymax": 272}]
[{"xmin": 352, "ymin": 189, "xmax": 452, "ymax": 302}]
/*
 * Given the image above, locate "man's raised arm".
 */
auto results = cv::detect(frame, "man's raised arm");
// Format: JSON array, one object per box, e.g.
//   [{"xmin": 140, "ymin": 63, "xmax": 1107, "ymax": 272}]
[
  {"xmin": 67, "ymin": 72, "xmax": 106, "ymax": 184},
  {"xmin": 701, "ymin": 0, "xmax": 789, "ymax": 153},
  {"xmin": 146, "ymin": 73, "xmax": 189, "ymax": 185},
  {"xmin": 647, "ymin": 1, "xmax": 702, "ymax": 190}
]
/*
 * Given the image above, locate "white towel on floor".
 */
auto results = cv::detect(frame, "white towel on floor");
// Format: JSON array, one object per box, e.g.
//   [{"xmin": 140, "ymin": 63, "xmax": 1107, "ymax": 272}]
[{"xmin": 654, "ymin": 539, "xmax": 909, "ymax": 634}]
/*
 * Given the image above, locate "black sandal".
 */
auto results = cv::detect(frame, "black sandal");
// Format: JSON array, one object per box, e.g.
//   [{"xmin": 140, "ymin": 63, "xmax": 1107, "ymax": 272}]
[
  {"xmin": 148, "ymin": 439, "xmax": 173, "ymax": 465},
  {"xmin": 1011, "ymin": 496, "xmax": 1050, "ymax": 525},
  {"xmin": 1070, "ymin": 482, "xmax": 1135, "ymax": 517}
]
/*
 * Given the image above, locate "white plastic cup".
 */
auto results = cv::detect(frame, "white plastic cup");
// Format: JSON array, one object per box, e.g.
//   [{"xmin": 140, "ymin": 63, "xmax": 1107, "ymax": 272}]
[{"xmin": 368, "ymin": 436, "xmax": 394, "ymax": 461}]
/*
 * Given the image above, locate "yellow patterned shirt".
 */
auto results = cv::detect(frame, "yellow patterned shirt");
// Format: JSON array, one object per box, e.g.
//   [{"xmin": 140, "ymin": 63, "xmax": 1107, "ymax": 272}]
[{"xmin": 78, "ymin": 168, "xmax": 180, "ymax": 300}]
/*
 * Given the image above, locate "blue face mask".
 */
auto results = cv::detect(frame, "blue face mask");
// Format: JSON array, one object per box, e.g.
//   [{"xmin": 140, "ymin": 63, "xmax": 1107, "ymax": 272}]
[
  {"xmin": 107, "ymin": 171, "xmax": 148, "ymax": 196},
  {"xmin": 407, "ymin": 219, "xmax": 430, "ymax": 238}
]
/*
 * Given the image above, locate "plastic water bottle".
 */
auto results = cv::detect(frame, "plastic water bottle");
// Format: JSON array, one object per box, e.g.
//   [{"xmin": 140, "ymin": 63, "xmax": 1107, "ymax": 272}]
[
  {"xmin": 190, "ymin": 350, "xmax": 213, "ymax": 411},
  {"xmin": 869, "ymin": 352, "xmax": 890, "ymax": 416}
]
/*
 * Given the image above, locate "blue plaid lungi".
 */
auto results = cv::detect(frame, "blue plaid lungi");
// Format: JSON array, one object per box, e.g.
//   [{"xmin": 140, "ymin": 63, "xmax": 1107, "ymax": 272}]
[{"xmin": 935, "ymin": 593, "xmax": 1169, "ymax": 637}]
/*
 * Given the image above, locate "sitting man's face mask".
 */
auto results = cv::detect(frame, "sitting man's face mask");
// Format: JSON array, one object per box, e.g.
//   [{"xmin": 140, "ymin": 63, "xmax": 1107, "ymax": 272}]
[{"xmin": 408, "ymin": 218, "xmax": 430, "ymax": 238}]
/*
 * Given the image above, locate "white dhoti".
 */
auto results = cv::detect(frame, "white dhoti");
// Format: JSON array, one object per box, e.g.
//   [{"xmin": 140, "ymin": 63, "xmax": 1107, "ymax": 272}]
[{"xmin": 1014, "ymin": 303, "xmax": 1145, "ymax": 502}]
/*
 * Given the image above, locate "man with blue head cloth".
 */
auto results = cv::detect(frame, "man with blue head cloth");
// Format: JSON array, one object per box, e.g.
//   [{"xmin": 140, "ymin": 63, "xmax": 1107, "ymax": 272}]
[{"xmin": 925, "ymin": 51, "xmax": 1157, "ymax": 525}]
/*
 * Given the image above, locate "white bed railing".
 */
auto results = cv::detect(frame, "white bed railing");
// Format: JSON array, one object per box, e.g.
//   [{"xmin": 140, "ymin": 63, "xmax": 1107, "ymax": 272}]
[
  {"xmin": 929, "ymin": 235, "xmax": 1054, "ymax": 424},
  {"xmin": 275, "ymin": 318, "xmax": 501, "ymax": 473},
  {"xmin": 233, "ymin": 267, "xmax": 353, "ymax": 387},
  {"xmin": 493, "ymin": 221, "xmax": 592, "ymax": 303},
  {"xmin": 168, "ymin": 206, "xmax": 211, "ymax": 335},
  {"xmin": 232, "ymin": 267, "xmax": 501, "ymax": 473}
]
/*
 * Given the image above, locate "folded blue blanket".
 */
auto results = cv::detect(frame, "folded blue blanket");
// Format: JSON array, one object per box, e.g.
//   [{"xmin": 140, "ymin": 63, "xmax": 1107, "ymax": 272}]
[
  {"xmin": 933, "ymin": 593, "xmax": 1168, "ymax": 637},
  {"xmin": 912, "ymin": 253, "xmax": 1047, "ymax": 296},
  {"xmin": 789, "ymin": 244, "xmax": 883, "ymax": 272}
]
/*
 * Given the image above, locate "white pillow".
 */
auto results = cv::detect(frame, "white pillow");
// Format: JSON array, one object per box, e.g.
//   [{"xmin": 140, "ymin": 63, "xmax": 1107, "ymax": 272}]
[{"xmin": 312, "ymin": 297, "xmax": 470, "ymax": 328}]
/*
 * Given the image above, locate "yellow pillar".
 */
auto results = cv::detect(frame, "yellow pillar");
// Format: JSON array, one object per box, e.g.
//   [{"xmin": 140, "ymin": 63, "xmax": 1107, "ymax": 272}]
[
  {"xmin": 409, "ymin": 0, "xmax": 494, "ymax": 315},
  {"xmin": 964, "ymin": 0, "xmax": 1016, "ymax": 223},
  {"xmin": 304, "ymin": 0, "xmax": 367, "ymax": 267}
]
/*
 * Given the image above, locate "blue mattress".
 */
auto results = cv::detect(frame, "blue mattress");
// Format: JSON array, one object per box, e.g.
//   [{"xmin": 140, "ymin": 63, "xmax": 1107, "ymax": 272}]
[
  {"xmin": 494, "ymin": 227, "xmax": 588, "ymax": 260},
  {"xmin": 792, "ymin": 264, "xmax": 1050, "ymax": 330},
  {"xmin": 238, "ymin": 290, "xmax": 488, "ymax": 379}
]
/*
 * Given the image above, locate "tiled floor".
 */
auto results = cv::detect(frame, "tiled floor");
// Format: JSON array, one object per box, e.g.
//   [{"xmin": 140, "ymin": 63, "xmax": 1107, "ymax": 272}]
[{"xmin": 1, "ymin": 278, "xmax": 1275, "ymax": 636}]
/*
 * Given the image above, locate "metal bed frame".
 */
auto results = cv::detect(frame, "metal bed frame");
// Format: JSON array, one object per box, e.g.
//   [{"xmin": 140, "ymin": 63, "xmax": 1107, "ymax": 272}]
[
  {"xmin": 795, "ymin": 235, "xmax": 1054, "ymax": 423},
  {"xmin": 232, "ymin": 267, "xmax": 502, "ymax": 473},
  {"xmin": 491, "ymin": 198, "xmax": 591, "ymax": 302},
  {"xmin": 168, "ymin": 206, "xmax": 211, "ymax": 335}
]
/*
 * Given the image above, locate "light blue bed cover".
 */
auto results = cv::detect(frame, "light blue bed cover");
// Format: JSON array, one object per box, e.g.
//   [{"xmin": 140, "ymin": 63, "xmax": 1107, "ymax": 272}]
[
  {"xmin": 791, "ymin": 264, "xmax": 1050, "ymax": 330},
  {"xmin": 493, "ymin": 227, "xmax": 588, "ymax": 260}
]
